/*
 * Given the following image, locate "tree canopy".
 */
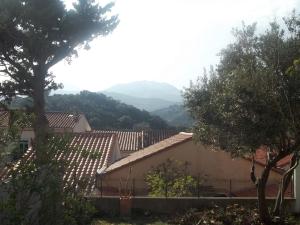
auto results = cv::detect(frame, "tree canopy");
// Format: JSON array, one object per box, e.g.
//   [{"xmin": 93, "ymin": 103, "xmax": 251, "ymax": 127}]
[
  {"xmin": 184, "ymin": 12, "xmax": 300, "ymax": 224},
  {"xmin": 0, "ymin": 0, "xmax": 118, "ymax": 100},
  {"xmin": 0, "ymin": 1, "xmax": 118, "ymax": 224}
]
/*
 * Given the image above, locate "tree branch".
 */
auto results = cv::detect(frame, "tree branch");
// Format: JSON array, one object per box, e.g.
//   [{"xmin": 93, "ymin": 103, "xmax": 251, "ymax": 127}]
[{"xmin": 251, "ymin": 155, "xmax": 257, "ymax": 185}]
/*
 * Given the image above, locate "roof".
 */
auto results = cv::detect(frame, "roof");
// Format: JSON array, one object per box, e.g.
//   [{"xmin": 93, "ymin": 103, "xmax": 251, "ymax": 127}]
[
  {"xmin": 93, "ymin": 130, "xmax": 177, "ymax": 152},
  {"xmin": 0, "ymin": 111, "xmax": 84, "ymax": 129},
  {"xmin": 0, "ymin": 132, "xmax": 117, "ymax": 193},
  {"xmin": 103, "ymin": 132, "xmax": 193, "ymax": 173},
  {"xmin": 0, "ymin": 111, "xmax": 9, "ymax": 127},
  {"xmin": 46, "ymin": 112, "xmax": 84, "ymax": 129}
]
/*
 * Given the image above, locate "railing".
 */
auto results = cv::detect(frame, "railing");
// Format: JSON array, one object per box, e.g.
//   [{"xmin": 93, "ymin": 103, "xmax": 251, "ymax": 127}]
[{"xmin": 95, "ymin": 176, "xmax": 294, "ymax": 198}]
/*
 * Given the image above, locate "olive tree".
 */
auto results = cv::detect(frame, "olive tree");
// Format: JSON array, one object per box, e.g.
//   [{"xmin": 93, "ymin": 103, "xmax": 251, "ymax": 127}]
[{"xmin": 184, "ymin": 13, "xmax": 300, "ymax": 224}]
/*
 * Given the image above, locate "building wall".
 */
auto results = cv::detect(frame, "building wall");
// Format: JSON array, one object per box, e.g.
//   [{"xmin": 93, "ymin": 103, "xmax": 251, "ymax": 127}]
[
  {"xmin": 101, "ymin": 140, "xmax": 282, "ymax": 195},
  {"xmin": 73, "ymin": 116, "xmax": 92, "ymax": 133},
  {"xmin": 110, "ymin": 140, "xmax": 121, "ymax": 164},
  {"xmin": 20, "ymin": 129, "xmax": 35, "ymax": 146}
]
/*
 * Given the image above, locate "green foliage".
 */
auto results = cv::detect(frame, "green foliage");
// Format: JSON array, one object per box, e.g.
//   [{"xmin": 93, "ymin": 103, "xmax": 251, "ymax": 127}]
[
  {"xmin": 151, "ymin": 104, "xmax": 194, "ymax": 128},
  {"xmin": 171, "ymin": 205, "xmax": 262, "ymax": 225},
  {"xmin": 0, "ymin": 0, "xmax": 118, "ymax": 101},
  {"xmin": 0, "ymin": 110, "xmax": 34, "ymax": 164},
  {"xmin": 63, "ymin": 195, "xmax": 96, "ymax": 225},
  {"xmin": 11, "ymin": 91, "xmax": 172, "ymax": 130},
  {"xmin": 184, "ymin": 18, "xmax": 300, "ymax": 156},
  {"xmin": 145, "ymin": 159, "xmax": 197, "ymax": 197},
  {"xmin": 171, "ymin": 204, "xmax": 300, "ymax": 225},
  {"xmin": 0, "ymin": 134, "xmax": 97, "ymax": 225},
  {"xmin": 184, "ymin": 11, "xmax": 300, "ymax": 223},
  {"xmin": 0, "ymin": 1, "xmax": 117, "ymax": 224}
]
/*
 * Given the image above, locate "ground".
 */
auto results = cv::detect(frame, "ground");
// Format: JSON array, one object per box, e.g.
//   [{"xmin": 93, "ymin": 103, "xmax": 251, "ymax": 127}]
[{"xmin": 92, "ymin": 216, "xmax": 169, "ymax": 225}]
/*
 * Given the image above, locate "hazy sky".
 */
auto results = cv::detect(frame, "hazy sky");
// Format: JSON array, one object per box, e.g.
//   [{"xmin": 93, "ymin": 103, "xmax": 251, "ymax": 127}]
[{"xmin": 51, "ymin": 0, "xmax": 300, "ymax": 92}]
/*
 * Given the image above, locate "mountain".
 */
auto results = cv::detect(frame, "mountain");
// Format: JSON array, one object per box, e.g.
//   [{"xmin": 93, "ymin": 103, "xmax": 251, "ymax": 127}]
[
  {"xmin": 151, "ymin": 104, "xmax": 194, "ymax": 128},
  {"xmin": 105, "ymin": 81, "xmax": 183, "ymax": 103},
  {"xmin": 102, "ymin": 91, "xmax": 176, "ymax": 111},
  {"xmin": 10, "ymin": 91, "xmax": 173, "ymax": 130}
]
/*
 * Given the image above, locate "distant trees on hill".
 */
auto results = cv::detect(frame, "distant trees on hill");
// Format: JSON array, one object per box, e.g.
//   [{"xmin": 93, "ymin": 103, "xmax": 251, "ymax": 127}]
[{"xmin": 12, "ymin": 91, "xmax": 172, "ymax": 130}]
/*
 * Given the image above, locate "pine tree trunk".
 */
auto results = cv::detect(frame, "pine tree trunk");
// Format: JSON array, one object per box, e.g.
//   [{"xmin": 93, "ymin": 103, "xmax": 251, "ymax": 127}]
[{"xmin": 32, "ymin": 65, "xmax": 48, "ymax": 165}]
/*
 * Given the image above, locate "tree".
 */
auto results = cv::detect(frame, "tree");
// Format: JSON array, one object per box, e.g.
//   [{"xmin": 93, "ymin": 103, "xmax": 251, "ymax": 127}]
[
  {"xmin": 0, "ymin": 0, "xmax": 118, "ymax": 164},
  {"xmin": 184, "ymin": 13, "xmax": 300, "ymax": 224},
  {"xmin": 0, "ymin": 1, "xmax": 118, "ymax": 224},
  {"xmin": 145, "ymin": 159, "xmax": 197, "ymax": 197}
]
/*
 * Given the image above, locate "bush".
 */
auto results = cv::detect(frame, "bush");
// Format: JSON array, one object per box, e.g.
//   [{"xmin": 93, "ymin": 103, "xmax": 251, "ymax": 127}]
[
  {"xmin": 63, "ymin": 195, "xmax": 96, "ymax": 225},
  {"xmin": 171, "ymin": 204, "xmax": 298, "ymax": 225},
  {"xmin": 145, "ymin": 159, "xmax": 198, "ymax": 197}
]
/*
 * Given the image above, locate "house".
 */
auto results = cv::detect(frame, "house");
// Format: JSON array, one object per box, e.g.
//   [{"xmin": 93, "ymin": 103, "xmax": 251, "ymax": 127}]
[
  {"xmin": 0, "ymin": 111, "xmax": 91, "ymax": 149},
  {"xmin": 0, "ymin": 132, "xmax": 121, "ymax": 194},
  {"xmin": 97, "ymin": 132, "xmax": 285, "ymax": 196},
  {"xmin": 92, "ymin": 130, "xmax": 176, "ymax": 157}
]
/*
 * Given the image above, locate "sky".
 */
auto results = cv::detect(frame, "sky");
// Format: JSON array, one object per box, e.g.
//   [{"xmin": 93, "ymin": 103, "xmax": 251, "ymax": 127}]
[{"xmin": 50, "ymin": 0, "xmax": 300, "ymax": 92}]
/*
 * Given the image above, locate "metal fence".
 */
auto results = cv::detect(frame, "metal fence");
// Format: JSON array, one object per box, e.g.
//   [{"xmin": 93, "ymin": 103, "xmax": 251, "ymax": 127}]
[{"xmin": 95, "ymin": 176, "xmax": 294, "ymax": 198}]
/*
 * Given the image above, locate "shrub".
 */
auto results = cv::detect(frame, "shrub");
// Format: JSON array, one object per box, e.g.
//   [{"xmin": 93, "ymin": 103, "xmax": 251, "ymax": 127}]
[{"xmin": 171, "ymin": 204, "xmax": 297, "ymax": 225}]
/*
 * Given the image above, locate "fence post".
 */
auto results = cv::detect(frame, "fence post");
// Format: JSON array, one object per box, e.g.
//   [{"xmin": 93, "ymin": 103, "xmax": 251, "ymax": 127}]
[
  {"xmin": 229, "ymin": 179, "xmax": 232, "ymax": 197},
  {"xmin": 100, "ymin": 176, "xmax": 103, "ymax": 197},
  {"xmin": 132, "ymin": 178, "xmax": 135, "ymax": 196},
  {"xmin": 197, "ymin": 175, "xmax": 200, "ymax": 198}
]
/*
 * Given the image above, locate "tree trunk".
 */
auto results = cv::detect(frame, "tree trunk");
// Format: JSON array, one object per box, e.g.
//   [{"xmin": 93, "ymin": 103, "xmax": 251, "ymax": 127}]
[
  {"xmin": 32, "ymin": 65, "xmax": 48, "ymax": 165},
  {"xmin": 257, "ymin": 166, "xmax": 272, "ymax": 225},
  {"xmin": 273, "ymin": 154, "xmax": 299, "ymax": 216}
]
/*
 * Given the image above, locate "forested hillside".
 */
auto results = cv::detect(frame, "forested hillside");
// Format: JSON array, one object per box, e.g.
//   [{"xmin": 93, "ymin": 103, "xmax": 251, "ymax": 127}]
[
  {"xmin": 11, "ymin": 91, "xmax": 172, "ymax": 130},
  {"xmin": 151, "ymin": 104, "xmax": 194, "ymax": 128}
]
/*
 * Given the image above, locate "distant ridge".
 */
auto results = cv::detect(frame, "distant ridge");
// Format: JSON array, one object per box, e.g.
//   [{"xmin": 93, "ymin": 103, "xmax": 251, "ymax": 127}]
[
  {"xmin": 102, "ymin": 91, "xmax": 176, "ymax": 111},
  {"xmin": 104, "ymin": 80, "xmax": 183, "ymax": 103}
]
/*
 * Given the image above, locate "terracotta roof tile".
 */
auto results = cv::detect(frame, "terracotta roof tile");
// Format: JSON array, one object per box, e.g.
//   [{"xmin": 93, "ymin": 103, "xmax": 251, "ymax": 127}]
[
  {"xmin": 0, "ymin": 133, "xmax": 117, "ymax": 193},
  {"xmin": 46, "ymin": 112, "xmax": 83, "ymax": 129},
  {"xmin": 0, "ymin": 111, "xmax": 9, "ymax": 127},
  {"xmin": 0, "ymin": 111, "xmax": 83, "ymax": 129},
  {"xmin": 93, "ymin": 130, "xmax": 176, "ymax": 152},
  {"xmin": 103, "ymin": 132, "xmax": 193, "ymax": 173}
]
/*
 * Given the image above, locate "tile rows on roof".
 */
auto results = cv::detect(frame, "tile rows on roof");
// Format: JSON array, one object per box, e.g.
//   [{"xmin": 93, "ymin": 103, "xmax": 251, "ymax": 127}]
[
  {"xmin": 104, "ymin": 132, "xmax": 193, "ymax": 173},
  {"xmin": 46, "ymin": 112, "xmax": 82, "ymax": 129},
  {"xmin": 0, "ymin": 133, "xmax": 116, "ymax": 194},
  {"xmin": 0, "ymin": 111, "xmax": 9, "ymax": 127},
  {"xmin": 0, "ymin": 111, "xmax": 83, "ymax": 129},
  {"xmin": 93, "ymin": 130, "xmax": 177, "ymax": 152}
]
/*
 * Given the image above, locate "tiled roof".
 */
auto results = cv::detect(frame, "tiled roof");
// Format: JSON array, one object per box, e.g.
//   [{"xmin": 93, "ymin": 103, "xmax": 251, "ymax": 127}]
[
  {"xmin": 0, "ymin": 133, "xmax": 117, "ymax": 193},
  {"xmin": 46, "ymin": 112, "xmax": 83, "ymax": 129},
  {"xmin": 0, "ymin": 111, "xmax": 84, "ymax": 129},
  {"xmin": 0, "ymin": 111, "xmax": 9, "ymax": 127},
  {"xmin": 94, "ymin": 130, "xmax": 142, "ymax": 151},
  {"xmin": 93, "ymin": 130, "xmax": 177, "ymax": 152},
  {"xmin": 103, "ymin": 132, "xmax": 193, "ymax": 173}
]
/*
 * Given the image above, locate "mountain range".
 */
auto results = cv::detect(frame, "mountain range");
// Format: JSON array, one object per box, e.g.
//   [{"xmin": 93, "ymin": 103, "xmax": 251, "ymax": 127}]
[
  {"xmin": 104, "ymin": 81, "xmax": 183, "ymax": 102},
  {"xmin": 102, "ymin": 81, "xmax": 193, "ymax": 128}
]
